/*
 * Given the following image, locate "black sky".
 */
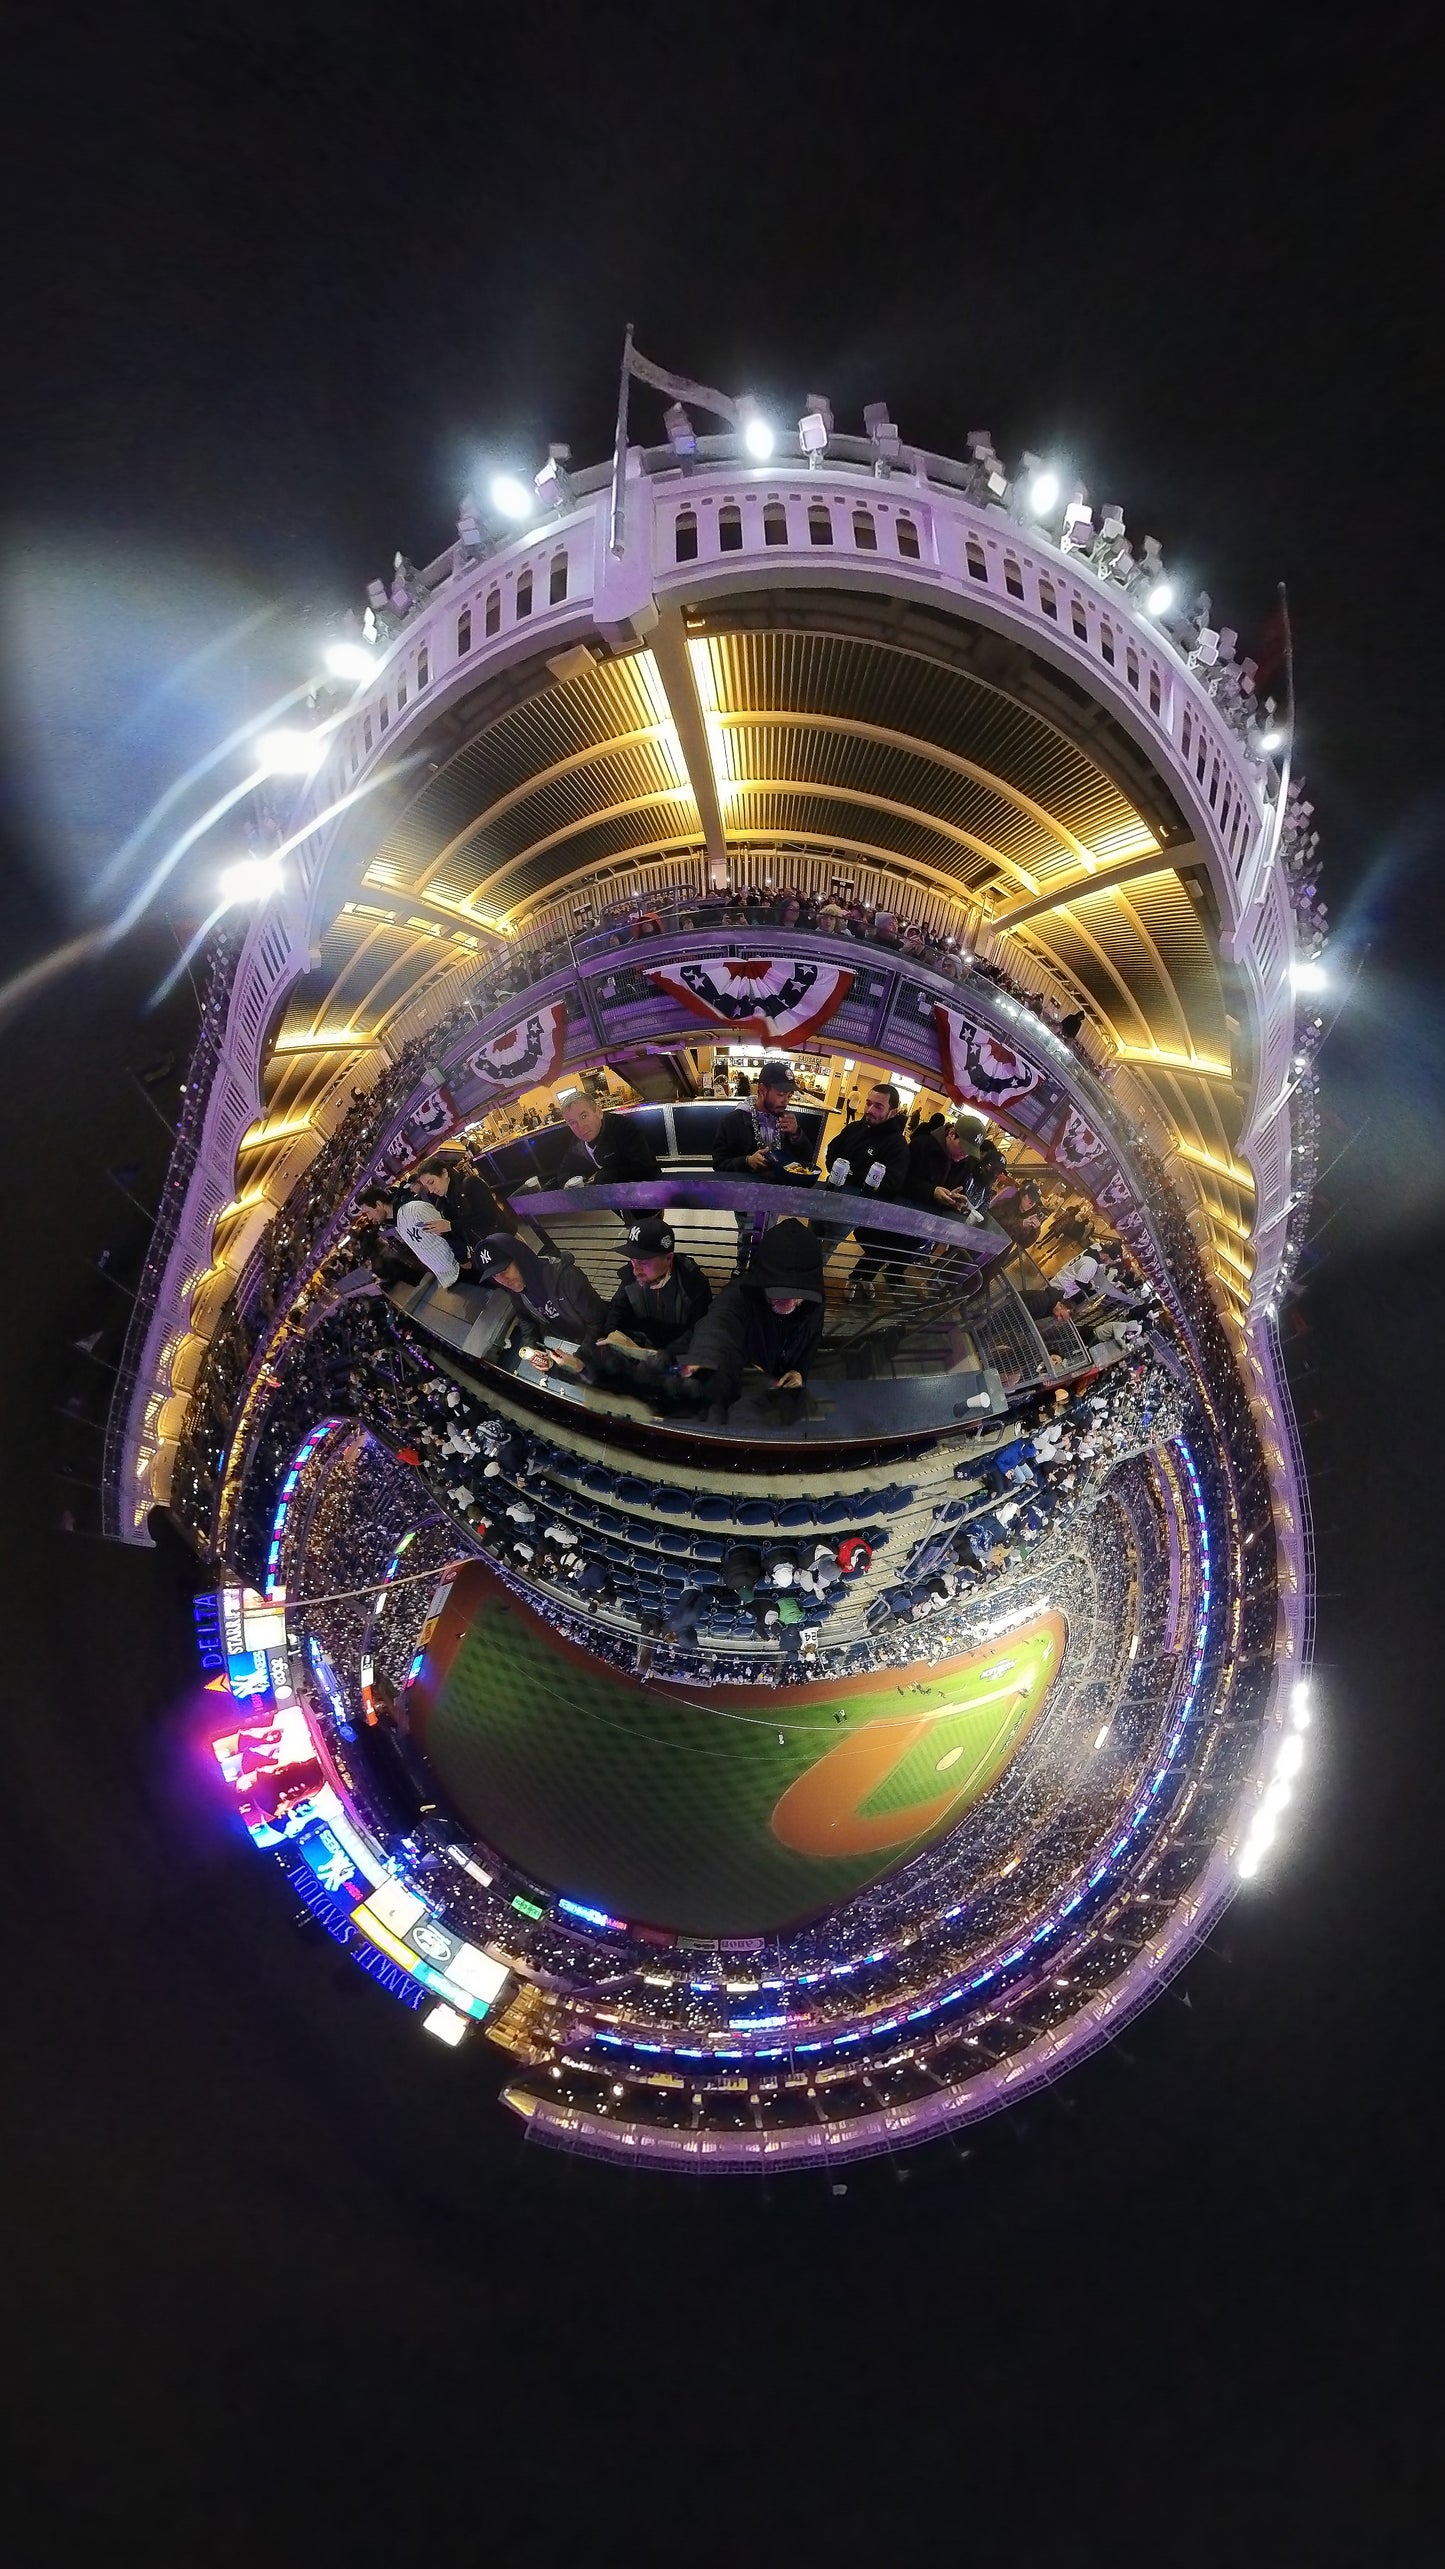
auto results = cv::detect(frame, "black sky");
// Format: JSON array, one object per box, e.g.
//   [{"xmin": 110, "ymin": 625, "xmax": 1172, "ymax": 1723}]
[{"xmin": 2, "ymin": 6, "xmax": 1442, "ymax": 2558}]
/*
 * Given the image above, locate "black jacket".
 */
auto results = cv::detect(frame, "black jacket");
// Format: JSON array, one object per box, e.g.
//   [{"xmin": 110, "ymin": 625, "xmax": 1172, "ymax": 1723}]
[
  {"xmin": 600, "ymin": 1253, "xmax": 712, "ymax": 1352},
  {"xmin": 557, "ymin": 1110, "xmax": 661, "ymax": 1187},
  {"xmin": 497, "ymin": 1249, "xmax": 608, "ymax": 1346},
  {"xmin": 442, "ymin": 1166, "xmax": 516, "ymax": 1253},
  {"xmin": 905, "ymin": 1129, "xmax": 983, "ymax": 1215},
  {"xmin": 824, "ymin": 1109, "xmax": 910, "ymax": 1200},
  {"xmin": 679, "ymin": 1219, "xmax": 825, "ymax": 1384},
  {"xmin": 712, "ymin": 1103, "xmax": 804, "ymax": 1181},
  {"xmin": 825, "ymin": 1108, "xmax": 911, "ymax": 1250}
]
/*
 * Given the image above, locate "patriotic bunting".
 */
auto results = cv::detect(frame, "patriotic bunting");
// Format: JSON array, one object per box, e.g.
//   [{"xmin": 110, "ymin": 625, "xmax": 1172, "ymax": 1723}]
[
  {"xmin": 462, "ymin": 998, "xmax": 568, "ymax": 1097},
  {"xmin": 932, "ymin": 1004, "xmax": 1045, "ymax": 1112},
  {"xmin": 1054, "ymin": 1105, "xmax": 1107, "ymax": 1171},
  {"xmin": 647, "ymin": 953, "xmax": 854, "ymax": 1044},
  {"xmin": 406, "ymin": 1086, "xmax": 457, "ymax": 1144}
]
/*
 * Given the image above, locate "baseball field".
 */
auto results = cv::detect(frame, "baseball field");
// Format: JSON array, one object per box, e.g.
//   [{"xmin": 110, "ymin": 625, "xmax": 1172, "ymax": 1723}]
[{"xmin": 411, "ymin": 1565, "xmax": 1065, "ymax": 1936}]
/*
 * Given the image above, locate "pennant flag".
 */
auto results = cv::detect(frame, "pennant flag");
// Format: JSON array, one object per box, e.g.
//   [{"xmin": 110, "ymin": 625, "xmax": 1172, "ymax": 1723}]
[
  {"xmin": 74, "ymin": 1331, "xmax": 103, "ymax": 1354},
  {"xmin": 648, "ymin": 954, "xmax": 854, "ymax": 1045},
  {"xmin": 932, "ymin": 1004, "xmax": 1045, "ymax": 1112},
  {"xmin": 204, "ymin": 1673, "xmax": 233, "ymax": 1694},
  {"xmin": 625, "ymin": 344, "xmax": 738, "ymax": 426},
  {"xmin": 463, "ymin": 999, "xmax": 568, "ymax": 1097}
]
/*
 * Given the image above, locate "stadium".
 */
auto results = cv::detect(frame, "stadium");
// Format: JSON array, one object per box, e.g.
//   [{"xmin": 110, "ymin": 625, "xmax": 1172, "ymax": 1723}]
[{"xmin": 109, "ymin": 361, "xmax": 1319, "ymax": 2170}]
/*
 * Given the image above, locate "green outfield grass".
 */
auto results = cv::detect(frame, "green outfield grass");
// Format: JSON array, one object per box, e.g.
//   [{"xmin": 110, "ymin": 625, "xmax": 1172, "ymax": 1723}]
[{"xmin": 416, "ymin": 1584, "xmax": 1065, "ymax": 1935}]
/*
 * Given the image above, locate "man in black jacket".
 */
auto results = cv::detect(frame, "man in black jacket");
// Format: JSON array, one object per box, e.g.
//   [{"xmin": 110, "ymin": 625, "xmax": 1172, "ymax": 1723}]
[
  {"xmin": 711, "ymin": 1058, "xmax": 812, "ymax": 1269},
  {"xmin": 819, "ymin": 1083, "xmax": 910, "ymax": 1297},
  {"xmin": 557, "ymin": 1092, "xmax": 661, "ymax": 1187},
  {"xmin": 589, "ymin": 1215, "xmax": 713, "ymax": 1399},
  {"xmin": 675, "ymin": 1217, "xmax": 825, "ymax": 1423}
]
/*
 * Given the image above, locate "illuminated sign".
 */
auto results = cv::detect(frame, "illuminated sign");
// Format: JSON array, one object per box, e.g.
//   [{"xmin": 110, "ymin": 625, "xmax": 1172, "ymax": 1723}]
[
  {"xmin": 211, "ymin": 1702, "xmax": 321, "ymax": 1846},
  {"xmin": 193, "ymin": 1592, "xmax": 227, "ymax": 1678},
  {"xmin": 559, "ymin": 1898, "xmax": 623, "ymax": 1931},
  {"xmin": 243, "ymin": 1603, "xmax": 288, "ymax": 1652},
  {"xmin": 352, "ymin": 1881, "xmax": 510, "ymax": 2018},
  {"xmin": 295, "ymin": 1817, "xmax": 369, "ymax": 1904},
  {"xmin": 226, "ymin": 1648, "xmax": 272, "ymax": 1702}
]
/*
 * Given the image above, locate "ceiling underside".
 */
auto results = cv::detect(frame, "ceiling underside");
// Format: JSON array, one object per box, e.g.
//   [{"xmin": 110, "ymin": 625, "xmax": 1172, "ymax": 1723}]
[{"xmin": 251, "ymin": 591, "xmax": 1255, "ymax": 1298}]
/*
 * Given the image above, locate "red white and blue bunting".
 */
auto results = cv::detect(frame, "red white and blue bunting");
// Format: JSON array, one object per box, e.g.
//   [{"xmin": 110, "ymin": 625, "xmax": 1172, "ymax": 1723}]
[
  {"xmin": 1054, "ymin": 1104, "xmax": 1108, "ymax": 1171},
  {"xmin": 647, "ymin": 954, "xmax": 855, "ymax": 1045},
  {"xmin": 932, "ymin": 1004, "xmax": 1045, "ymax": 1113},
  {"xmin": 462, "ymin": 999, "xmax": 568, "ymax": 1098}
]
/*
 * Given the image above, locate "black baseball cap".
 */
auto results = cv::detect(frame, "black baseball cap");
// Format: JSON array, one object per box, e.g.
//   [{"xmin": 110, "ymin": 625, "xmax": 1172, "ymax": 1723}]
[
  {"xmin": 758, "ymin": 1059, "xmax": 795, "ymax": 1089},
  {"xmin": 623, "ymin": 1215, "xmax": 675, "ymax": 1256}
]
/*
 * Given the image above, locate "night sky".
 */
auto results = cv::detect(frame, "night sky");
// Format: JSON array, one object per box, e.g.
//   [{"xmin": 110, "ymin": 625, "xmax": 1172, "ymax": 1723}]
[{"xmin": 2, "ymin": 7, "xmax": 1440, "ymax": 2555}]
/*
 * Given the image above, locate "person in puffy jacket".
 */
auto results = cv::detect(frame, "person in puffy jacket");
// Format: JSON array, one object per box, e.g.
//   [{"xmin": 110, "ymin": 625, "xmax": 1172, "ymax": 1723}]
[{"xmin": 675, "ymin": 1217, "xmax": 826, "ymax": 1422}]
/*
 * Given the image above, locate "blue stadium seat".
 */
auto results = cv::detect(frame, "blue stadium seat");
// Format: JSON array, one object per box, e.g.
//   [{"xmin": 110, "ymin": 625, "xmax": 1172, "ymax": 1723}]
[
  {"xmin": 778, "ymin": 1500, "xmax": 816, "ymax": 1529},
  {"xmin": 736, "ymin": 1499, "xmax": 776, "ymax": 1527},
  {"xmin": 695, "ymin": 1495, "xmax": 733, "ymax": 1523},
  {"xmin": 654, "ymin": 1487, "xmax": 692, "ymax": 1515}
]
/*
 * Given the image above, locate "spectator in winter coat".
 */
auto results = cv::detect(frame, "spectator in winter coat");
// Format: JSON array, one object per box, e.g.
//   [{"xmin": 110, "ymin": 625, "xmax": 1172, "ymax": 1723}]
[
  {"xmin": 589, "ymin": 1215, "xmax": 713, "ymax": 1396},
  {"xmin": 675, "ymin": 1218, "xmax": 826, "ymax": 1422},
  {"xmin": 557, "ymin": 1093, "xmax": 661, "ymax": 1188},
  {"xmin": 410, "ymin": 1153, "xmax": 517, "ymax": 1269},
  {"xmin": 471, "ymin": 1232, "xmax": 607, "ymax": 1375},
  {"xmin": 819, "ymin": 1083, "xmax": 911, "ymax": 1294},
  {"xmin": 712, "ymin": 1059, "xmax": 815, "ymax": 1268}
]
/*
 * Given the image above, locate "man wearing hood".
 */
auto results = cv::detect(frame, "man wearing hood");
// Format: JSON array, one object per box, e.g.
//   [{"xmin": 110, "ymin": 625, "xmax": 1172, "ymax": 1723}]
[
  {"xmin": 472, "ymin": 1231, "xmax": 607, "ymax": 1377},
  {"xmin": 675, "ymin": 1217, "xmax": 826, "ymax": 1423}
]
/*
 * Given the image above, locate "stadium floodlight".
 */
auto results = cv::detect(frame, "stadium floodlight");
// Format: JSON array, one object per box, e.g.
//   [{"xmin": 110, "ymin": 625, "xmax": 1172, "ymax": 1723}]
[
  {"xmin": 489, "ymin": 472, "xmax": 534, "ymax": 521},
  {"xmin": 1259, "ymin": 726, "xmax": 1285, "ymax": 753},
  {"xmin": 422, "ymin": 2002, "xmax": 469, "ymax": 2047},
  {"xmin": 534, "ymin": 444, "xmax": 572, "ymax": 507},
  {"xmin": 1292, "ymin": 1682, "xmax": 1312, "ymax": 1727},
  {"xmin": 256, "ymin": 728, "xmax": 327, "ymax": 776},
  {"xmin": 864, "ymin": 401, "xmax": 902, "ymax": 471},
  {"xmin": 1276, "ymin": 1733, "xmax": 1305, "ymax": 1781},
  {"xmin": 1290, "ymin": 959, "xmax": 1328, "ymax": 994},
  {"xmin": 1026, "ymin": 467, "xmax": 1061, "ymax": 516},
  {"xmin": 664, "ymin": 401, "xmax": 697, "ymax": 459},
  {"xmin": 220, "ymin": 855, "xmax": 285, "ymax": 904},
  {"xmin": 324, "ymin": 641, "xmax": 377, "ymax": 686},
  {"xmin": 737, "ymin": 397, "xmax": 775, "ymax": 459},
  {"xmin": 1145, "ymin": 580, "xmax": 1175, "ymax": 615},
  {"xmin": 798, "ymin": 393, "xmax": 833, "ymax": 462}
]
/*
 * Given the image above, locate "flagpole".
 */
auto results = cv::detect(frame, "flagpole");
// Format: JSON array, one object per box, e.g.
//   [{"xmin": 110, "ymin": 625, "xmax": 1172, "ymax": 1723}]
[{"xmin": 609, "ymin": 321, "xmax": 634, "ymax": 559}]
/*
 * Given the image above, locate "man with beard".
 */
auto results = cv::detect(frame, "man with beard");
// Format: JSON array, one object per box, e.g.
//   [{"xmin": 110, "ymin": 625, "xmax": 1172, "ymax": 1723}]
[
  {"xmin": 589, "ymin": 1214, "xmax": 713, "ymax": 1401},
  {"xmin": 819, "ymin": 1081, "xmax": 910, "ymax": 1297}
]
